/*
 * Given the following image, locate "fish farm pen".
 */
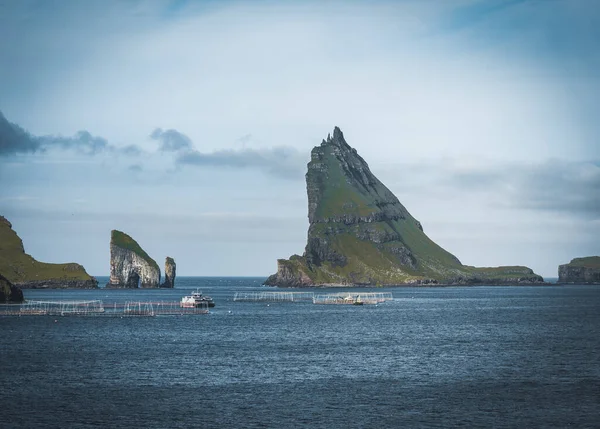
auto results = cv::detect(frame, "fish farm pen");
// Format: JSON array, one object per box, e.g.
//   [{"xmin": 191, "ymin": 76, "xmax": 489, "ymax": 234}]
[
  {"xmin": 232, "ymin": 291, "xmax": 394, "ymax": 305},
  {"xmin": 233, "ymin": 291, "xmax": 315, "ymax": 302},
  {"xmin": 312, "ymin": 292, "xmax": 394, "ymax": 305},
  {"xmin": 0, "ymin": 300, "xmax": 209, "ymax": 317}
]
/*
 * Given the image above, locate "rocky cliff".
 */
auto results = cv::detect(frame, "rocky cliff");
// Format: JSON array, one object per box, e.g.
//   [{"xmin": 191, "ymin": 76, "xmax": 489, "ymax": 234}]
[
  {"xmin": 0, "ymin": 215, "xmax": 98, "ymax": 288},
  {"xmin": 161, "ymin": 257, "xmax": 176, "ymax": 288},
  {"xmin": 106, "ymin": 230, "xmax": 161, "ymax": 288},
  {"xmin": 558, "ymin": 257, "xmax": 600, "ymax": 284},
  {"xmin": 265, "ymin": 127, "xmax": 544, "ymax": 287},
  {"xmin": 0, "ymin": 273, "xmax": 24, "ymax": 303}
]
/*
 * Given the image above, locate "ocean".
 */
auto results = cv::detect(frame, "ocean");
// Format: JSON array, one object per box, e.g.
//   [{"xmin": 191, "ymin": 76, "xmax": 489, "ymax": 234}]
[{"xmin": 1, "ymin": 277, "xmax": 599, "ymax": 428}]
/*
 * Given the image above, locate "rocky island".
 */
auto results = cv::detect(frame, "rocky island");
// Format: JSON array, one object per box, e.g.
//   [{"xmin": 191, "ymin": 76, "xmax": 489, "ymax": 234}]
[
  {"xmin": 265, "ymin": 127, "xmax": 544, "ymax": 287},
  {"xmin": 106, "ymin": 230, "xmax": 161, "ymax": 288},
  {"xmin": 161, "ymin": 257, "xmax": 176, "ymax": 288},
  {"xmin": 0, "ymin": 215, "xmax": 98, "ymax": 288},
  {"xmin": 558, "ymin": 257, "xmax": 600, "ymax": 284}
]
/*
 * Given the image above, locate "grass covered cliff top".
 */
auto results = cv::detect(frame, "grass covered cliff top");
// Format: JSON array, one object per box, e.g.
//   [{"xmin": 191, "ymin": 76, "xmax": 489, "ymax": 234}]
[
  {"xmin": 111, "ymin": 230, "xmax": 159, "ymax": 270},
  {"xmin": 564, "ymin": 256, "xmax": 600, "ymax": 269},
  {"xmin": 0, "ymin": 215, "xmax": 95, "ymax": 283}
]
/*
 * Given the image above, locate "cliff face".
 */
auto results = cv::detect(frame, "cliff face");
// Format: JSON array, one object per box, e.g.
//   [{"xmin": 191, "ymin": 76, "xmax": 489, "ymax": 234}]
[
  {"xmin": 558, "ymin": 257, "xmax": 600, "ymax": 284},
  {"xmin": 0, "ymin": 273, "xmax": 24, "ymax": 303},
  {"xmin": 161, "ymin": 257, "xmax": 176, "ymax": 288},
  {"xmin": 107, "ymin": 230, "xmax": 160, "ymax": 288},
  {"xmin": 0, "ymin": 215, "xmax": 97, "ymax": 288},
  {"xmin": 265, "ymin": 127, "xmax": 544, "ymax": 287}
]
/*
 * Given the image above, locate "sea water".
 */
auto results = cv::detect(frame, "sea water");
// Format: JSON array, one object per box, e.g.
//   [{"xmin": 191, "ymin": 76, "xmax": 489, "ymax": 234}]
[{"xmin": 1, "ymin": 277, "xmax": 599, "ymax": 428}]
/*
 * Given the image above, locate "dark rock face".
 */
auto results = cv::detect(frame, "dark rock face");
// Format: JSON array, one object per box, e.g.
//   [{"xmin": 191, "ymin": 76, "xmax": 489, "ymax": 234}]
[
  {"xmin": 558, "ymin": 257, "xmax": 600, "ymax": 284},
  {"xmin": 106, "ymin": 230, "xmax": 160, "ymax": 288},
  {"xmin": 266, "ymin": 127, "xmax": 544, "ymax": 287},
  {"xmin": 0, "ymin": 273, "xmax": 24, "ymax": 303},
  {"xmin": 0, "ymin": 215, "xmax": 98, "ymax": 288},
  {"xmin": 264, "ymin": 258, "xmax": 314, "ymax": 287},
  {"xmin": 161, "ymin": 257, "xmax": 176, "ymax": 288}
]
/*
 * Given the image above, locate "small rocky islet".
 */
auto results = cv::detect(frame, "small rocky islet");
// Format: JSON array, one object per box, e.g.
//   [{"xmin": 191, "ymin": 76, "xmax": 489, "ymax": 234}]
[{"xmin": 106, "ymin": 229, "xmax": 176, "ymax": 289}]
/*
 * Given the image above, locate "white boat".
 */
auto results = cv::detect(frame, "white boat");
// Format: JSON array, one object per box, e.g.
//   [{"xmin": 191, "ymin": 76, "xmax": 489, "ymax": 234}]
[{"xmin": 180, "ymin": 289, "xmax": 215, "ymax": 308}]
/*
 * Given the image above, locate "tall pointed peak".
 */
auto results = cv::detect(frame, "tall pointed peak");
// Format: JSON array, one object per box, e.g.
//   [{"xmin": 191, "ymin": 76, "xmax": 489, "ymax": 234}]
[{"xmin": 332, "ymin": 126, "xmax": 344, "ymax": 141}]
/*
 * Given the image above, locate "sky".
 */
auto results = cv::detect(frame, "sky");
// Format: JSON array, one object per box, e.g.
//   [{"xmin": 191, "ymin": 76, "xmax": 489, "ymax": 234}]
[{"xmin": 0, "ymin": 0, "xmax": 598, "ymax": 278}]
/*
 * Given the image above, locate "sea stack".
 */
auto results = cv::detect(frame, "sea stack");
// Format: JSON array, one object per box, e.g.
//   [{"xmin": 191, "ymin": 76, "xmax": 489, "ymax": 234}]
[
  {"xmin": 161, "ymin": 257, "xmax": 176, "ymax": 288},
  {"xmin": 265, "ymin": 127, "xmax": 544, "ymax": 287},
  {"xmin": 0, "ymin": 215, "xmax": 97, "ymax": 288},
  {"xmin": 558, "ymin": 257, "xmax": 600, "ymax": 284},
  {"xmin": 106, "ymin": 230, "xmax": 161, "ymax": 288}
]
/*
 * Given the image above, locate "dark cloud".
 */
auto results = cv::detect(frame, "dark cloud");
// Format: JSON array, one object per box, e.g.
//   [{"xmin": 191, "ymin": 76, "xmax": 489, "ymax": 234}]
[
  {"xmin": 0, "ymin": 110, "xmax": 141, "ymax": 157},
  {"xmin": 37, "ymin": 131, "xmax": 109, "ymax": 155},
  {"xmin": 0, "ymin": 111, "xmax": 39, "ymax": 155},
  {"xmin": 177, "ymin": 146, "xmax": 306, "ymax": 179},
  {"xmin": 444, "ymin": 160, "xmax": 600, "ymax": 219},
  {"xmin": 128, "ymin": 164, "xmax": 143, "ymax": 172},
  {"xmin": 150, "ymin": 128, "xmax": 193, "ymax": 152}
]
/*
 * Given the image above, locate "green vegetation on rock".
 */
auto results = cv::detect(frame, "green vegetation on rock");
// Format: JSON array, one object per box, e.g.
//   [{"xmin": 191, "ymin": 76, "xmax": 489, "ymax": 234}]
[
  {"xmin": 111, "ymin": 230, "xmax": 159, "ymax": 271},
  {"xmin": 558, "ymin": 256, "xmax": 600, "ymax": 283},
  {"xmin": 265, "ymin": 127, "xmax": 544, "ymax": 287},
  {"xmin": 564, "ymin": 256, "xmax": 600, "ymax": 269},
  {"xmin": 0, "ymin": 215, "xmax": 97, "ymax": 287}
]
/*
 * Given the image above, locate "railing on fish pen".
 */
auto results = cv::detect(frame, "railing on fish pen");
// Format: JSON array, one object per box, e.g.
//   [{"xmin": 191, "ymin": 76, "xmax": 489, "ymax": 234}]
[
  {"xmin": 0, "ymin": 300, "xmax": 209, "ymax": 317},
  {"xmin": 152, "ymin": 301, "xmax": 209, "ymax": 315},
  {"xmin": 313, "ymin": 292, "xmax": 393, "ymax": 305},
  {"xmin": 123, "ymin": 301, "xmax": 155, "ymax": 316},
  {"xmin": 18, "ymin": 300, "xmax": 105, "ymax": 315},
  {"xmin": 109, "ymin": 301, "xmax": 209, "ymax": 316},
  {"xmin": 233, "ymin": 291, "xmax": 315, "ymax": 302}
]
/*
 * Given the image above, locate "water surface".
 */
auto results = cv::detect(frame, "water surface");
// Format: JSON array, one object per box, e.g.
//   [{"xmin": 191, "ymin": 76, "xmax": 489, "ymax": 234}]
[{"xmin": 1, "ymin": 278, "xmax": 599, "ymax": 428}]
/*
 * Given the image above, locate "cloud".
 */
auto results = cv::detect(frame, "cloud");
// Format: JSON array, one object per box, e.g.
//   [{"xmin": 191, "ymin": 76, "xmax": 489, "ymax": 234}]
[
  {"xmin": 150, "ymin": 127, "xmax": 193, "ymax": 152},
  {"xmin": 37, "ymin": 130, "xmax": 109, "ymax": 155},
  {"xmin": 150, "ymin": 125, "xmax": 308, "ymax": 179},
  {"xmin": 0, "ymin": 111, "xmax": 39, "ymax": 155},
  {"xmin": 382, "ymin": 159, "xmax": 600, "ymax": 220},
  {"xmin": 503, "ymin": 160, "xmax": 600, "ymax": 217},
  {"xmin": 0, "ymin": 110, "xmax": 142, "ymax": 157},
  {"xmin": 177, "ymin": 146, "xmax": 307, "ymax": 179}
]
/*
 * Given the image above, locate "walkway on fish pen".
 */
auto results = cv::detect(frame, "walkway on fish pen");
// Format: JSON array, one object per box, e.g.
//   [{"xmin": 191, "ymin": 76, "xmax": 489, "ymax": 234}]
[
  {"xmin": 0, "ymin": 300, "xmax": 209, "ymax": 317},
  {"xmin": 313, "ymin": 292, "xmax": 394, "ymax": 305},
  {"xmin": 233, "ymin": 291, "xmax": 315, "ymax": 302}
]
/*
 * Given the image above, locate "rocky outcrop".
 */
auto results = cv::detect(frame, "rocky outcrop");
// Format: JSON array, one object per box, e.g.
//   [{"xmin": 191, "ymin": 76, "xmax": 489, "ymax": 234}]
[
  {"xmin": 265, "ymin": 127, "xmax": 544, "ymax": 287},
  {"xmin": 558, "ymin": 257, "xmax": 600, "ymax": 284},
  {"xmin": 161, "ymin": 257, "xmax": 176, "ymax": 288},
  {"xmin": 0, "ymin": 273, "xmax": 24, "ymax": 303},
  {"xmin": 106, "ymin": 230, "xmax": 160, "ymax": 288},
  {"xmin": 0, "ymin": 215, "xmax": 98, "ymax": 288}
]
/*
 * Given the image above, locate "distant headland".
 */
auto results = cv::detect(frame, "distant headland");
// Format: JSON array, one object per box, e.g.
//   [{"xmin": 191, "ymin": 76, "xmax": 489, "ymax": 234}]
[
  {"xmin": 0, "ymin": 215, "xmax": 97, "ymax": 289},
  {"xmin": 558, "ymin": 257, "xmax": 600, "ymax": 284}
]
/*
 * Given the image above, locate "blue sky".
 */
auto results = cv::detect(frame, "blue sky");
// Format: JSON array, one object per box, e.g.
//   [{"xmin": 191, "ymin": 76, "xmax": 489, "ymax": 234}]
[{"xmin": 1, "ymin": 0, "xmax": 598, "ymax": 278}]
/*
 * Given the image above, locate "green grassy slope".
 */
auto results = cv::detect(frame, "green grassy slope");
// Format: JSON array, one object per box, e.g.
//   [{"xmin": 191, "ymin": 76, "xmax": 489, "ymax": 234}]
[
  {"xmin": 268, "ymin": 128, "xmax": 543, "ymax": 286},
  {"xmin": 0, "ymin": 216, "xmax": 95, "ymax": 283}
]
